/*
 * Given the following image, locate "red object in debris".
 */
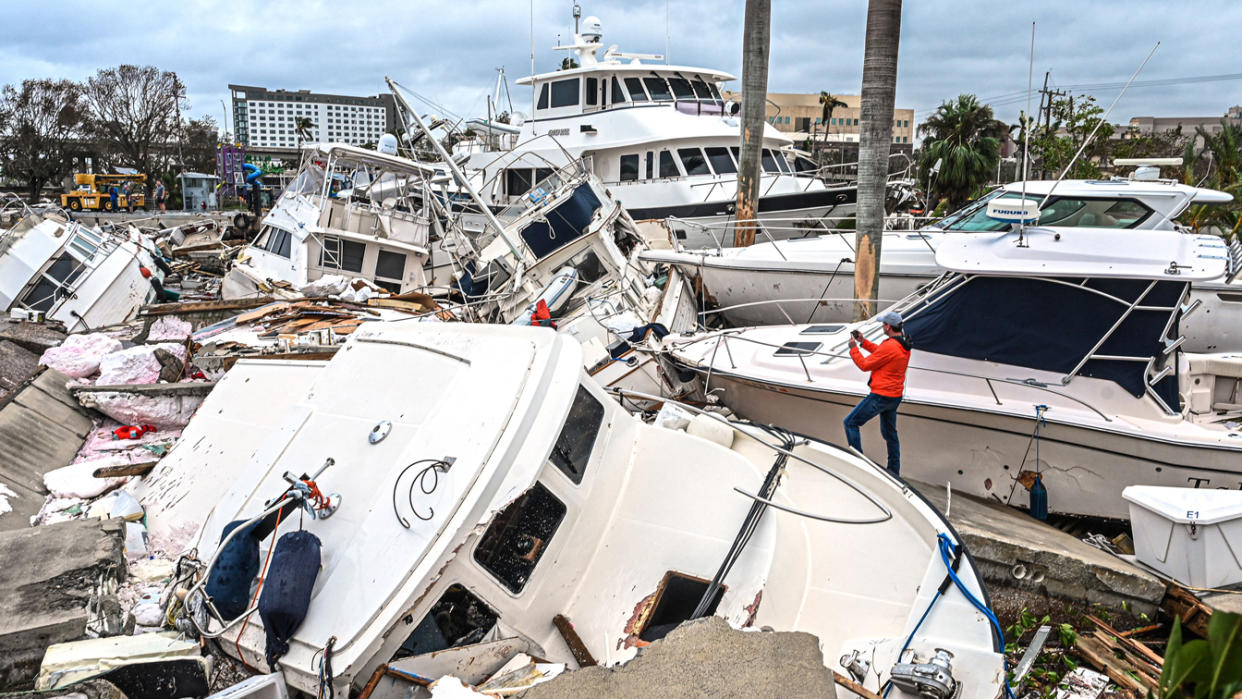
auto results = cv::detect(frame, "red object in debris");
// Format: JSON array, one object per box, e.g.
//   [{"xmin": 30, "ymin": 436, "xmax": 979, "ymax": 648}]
[
  {"xmin": 112, "ymin": 424, "xmax": 158, "ymax": 440},
  {"xmin": 138, "ymin": 266, "xmax": 152, "ymax": 279},
  {"xmin": 531, "ymin": 299, "xmax": 556, "ymax": 329}
]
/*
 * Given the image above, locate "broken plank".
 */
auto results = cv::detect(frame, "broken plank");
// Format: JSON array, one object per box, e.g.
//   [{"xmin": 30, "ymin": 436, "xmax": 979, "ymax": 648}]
[
  {"xmin": 1086, "ymin": 614, "xmax": 1164, "ymax": 670},
  {"xmin": 92, "ymin": 461, "xmax": 160, "ymax": 478},
  {"xmin": 69, "ymin": 382, "xmax": 217, "ymax": 397},
  {"xmin": 552, "ymin": 614, "xmax": 597, "ymax": 668},
  {"xmin": 141, "ymin": 297, "xmax": 275, "ymax": 317},
  {"xmin": 833, "ymin": 671, "xmax": 882, "ymax": 699},
  {"xmin": 1161, "ymin": 585, "xmax": 1212, "ymax": 638},
  {"xmin": 1074, "ymin": 635, "xmax": 1156, "ymax": 693}
]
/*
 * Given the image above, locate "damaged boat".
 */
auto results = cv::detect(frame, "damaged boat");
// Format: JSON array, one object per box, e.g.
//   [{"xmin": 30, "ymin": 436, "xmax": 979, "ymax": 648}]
[
  {"xmin": 0, "ymin": 201, "xmax": 166, "ymax": 332},
  {"xmin": 222, "ymin": 143, "xmax": 439, "ymax": 300},
  {"xmin": 646, "ymin": 165, "xmax": 1242, "ymax": 352},
  {"xmin": 664, "ymin": 226, "xmax": 1242, "ymax": 519},
  {"xmin": 162, "ymin": 322, "xmax": 1005, "ymax": 698}
]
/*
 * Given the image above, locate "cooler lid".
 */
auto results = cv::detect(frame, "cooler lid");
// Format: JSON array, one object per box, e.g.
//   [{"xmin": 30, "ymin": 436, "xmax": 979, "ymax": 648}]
[{"xmin": 1122, "ymin": 485, "xmax": 1242, "ymax": 525}]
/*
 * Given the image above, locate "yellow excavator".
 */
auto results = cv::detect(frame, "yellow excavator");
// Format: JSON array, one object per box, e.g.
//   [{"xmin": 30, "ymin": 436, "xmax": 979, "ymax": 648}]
[{"xmin": 61, "ymin": 173, "xmax": 146, "ymax": 212}]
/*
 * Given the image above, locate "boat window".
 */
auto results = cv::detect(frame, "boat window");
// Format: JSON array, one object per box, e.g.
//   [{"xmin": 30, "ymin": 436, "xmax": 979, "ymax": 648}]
[
  {"xmin": 643, "ymin": 76, "xmax": 673, "ymax": 102},
  {"xmin": 801, "ymin": 324, "xmax": 846, "ymax": 335},
  {"xmin": 549, "ymin": 79, "xmax": 580, "ymax": 109},
  {"xmin": 668, "ymin": 77, "xmax": 695, "ymax": 101},
  {"xmin": 773, "ymin": 151, "xmax": 791, "ymax": 173},
  {"xmin": 690, "ymin": 77, "xmax": 713, "ymax": 100},
  {"xmin": 376, "ymin": 249, "xmax": 406, "ymax": 281},
  {"xmin": 1039, "ymin": 198, "xmax": 1087, "ymax": 225},
  {"xmin": 659, "ymin": 151, "xmax": 680, "ymax": 178},
  {"xmin": 567, "ymin": 247, "xmax": 608, "ymax": 285},
  {"xmin": 941, "ymin": 192, "xmax": 1153, "ymax": 231},
  {"xmin": 395, "ymin": 583, "xmax": 498, "ymax": 657},
  {"xmin": 730, "ymin": 146, "xmax": 740, "ymax": 165},
  {"xmin": 704, "ymin": 147, "xmax": 736, "ymax": 175},
  {"xmin": 474, "ymin": 482, "xmax": 567, "ymax": 594},
  {"xmin": 269, "ymin": 229, "xmax": 293, "ymax": 258},
  {"xmin": 610, "ymin": 77, "xmax": 626, "ymax": 104},
  {"xmin": 68, "ymin": 233, "xmax": 100, "ymax": 261},
  {"xmin": 534, "ymin": 168, "xmax": 554, "ymax": 186},
  {"xmin": 760, "ymin": 149, "xmax": 781, "ymax": 173},
  {"xmin": 624, "ymin": 77, "xmax": 648, "ymax": 102},
  {"xmin": 536, "ymin": 83, "xmax": 549, "ymax": 110},
  {"xmin": 585, "ymin": 77, "xmax": 598, "ymax": 106},
  {"xmin": 17, "ymin": 252, "xmax": 86, "ymax": 313},
  {"xmin": 320, "ymin": 236, "xmax": 365, "ymax": 272},
  {"xmin": 550, "ymin": 384, "xmax": 605, "ymax": 484},
  {"xmin": 709, "ymin": 83, "xmax": 723, "ymax": 102},
  {"xmin": 619, "ymin": 154, "xmax": 640, "ymax": 182},
  {"xmin": 678, "ymin": 148, "xmax": 711, "ymax": 176},
  {"xmin": 504, "ymin": 169, "xmax": 534, "ymax": 196},
  {"xmin": 637, "ymin": 572, "xmax": 724, "ymax": 643},
  {"xmin": 645, "ymin": 152, "xmax": 654, "ymax": 179},
  {"xmin": 1104, "ymin": 200, "xmax": 1151, "ymax": 226},
  {"xmin": 774, "ymin": 341, "xmax": 822, "ymax": 356}
]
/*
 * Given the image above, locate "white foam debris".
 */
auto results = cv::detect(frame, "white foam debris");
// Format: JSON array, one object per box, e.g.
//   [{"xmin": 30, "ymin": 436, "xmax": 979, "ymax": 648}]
[
  {"xmin": 97, "ymin": 343, "xmax": 188, "ymax": 385},
  {"xmin": 80, "ymin": 392, "xmax": 204, "ymax": 429},
  {"xmin": 43, "ymin": 458, "xmax": 128, "ymax": 499},
  {"xmin": 147, "ymin": 316, "xmax": 193, "ymax": 341},
  {"xmin": 0, "ymin": 482, "xmax": 17, "ymax": 517},
  {"xmin": 38, "ymin": 333, "xmax": 123, "ymax": 378}
]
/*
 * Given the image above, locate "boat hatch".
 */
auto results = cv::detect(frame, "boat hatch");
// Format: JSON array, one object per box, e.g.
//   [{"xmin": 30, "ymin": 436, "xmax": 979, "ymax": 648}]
[
  {"xmin": 395, "ymin": 583, "xmax": 499, "ymax": 658},
  {"xmin": 800, "ymin": 325, "xmax": 846, "ymax": 335},
  {"xmin": 637, "ymin": 572, "xmax": 725, "ymax": 643},
  {"xmin": 774, "ymin": 341, "xmax": 822, "ymax": 356},
  {"xmin": 473, "ymin": 482, "xmax": 567, "ymax": 594}
]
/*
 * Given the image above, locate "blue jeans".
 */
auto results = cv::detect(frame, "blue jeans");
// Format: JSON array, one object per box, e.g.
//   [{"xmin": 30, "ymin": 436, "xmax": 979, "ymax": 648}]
[{"xmin": 843, "ymin": 393, "xmax": 903, "ymax": 475}]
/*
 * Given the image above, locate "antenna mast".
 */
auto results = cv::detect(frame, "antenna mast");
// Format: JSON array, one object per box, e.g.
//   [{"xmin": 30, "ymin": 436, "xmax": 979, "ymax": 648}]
[{"xmin": 1018, "ymin": 22, "xmax": 1035, "ymax": 247}]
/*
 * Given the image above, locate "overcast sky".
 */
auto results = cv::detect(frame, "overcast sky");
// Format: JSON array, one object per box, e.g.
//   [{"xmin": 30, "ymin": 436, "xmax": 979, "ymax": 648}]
[{"xmin": 3, "ymin": 1, "xmax": 1239, "ymax": 134}]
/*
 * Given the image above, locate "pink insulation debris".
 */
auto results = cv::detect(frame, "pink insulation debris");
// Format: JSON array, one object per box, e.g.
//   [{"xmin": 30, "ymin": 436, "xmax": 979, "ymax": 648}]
[
  {"xmin": 80, "ymin": 391, "xmax": 205, "ymax": 430},
  {"xmin": 147, "ymin": 316, "xmax": 193, "ymax": 342},
  {"xmin": 38, "ymin": 333, "xmax": 123, "ymax": 378},
  {"xmin": 97, "ymin": 343, "xmax": 189, "ymax": 385}
]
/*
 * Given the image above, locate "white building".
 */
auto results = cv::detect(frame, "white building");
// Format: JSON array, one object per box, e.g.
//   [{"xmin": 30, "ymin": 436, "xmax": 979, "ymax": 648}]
[{"xmin": 229, "ymin": 84, "xmax": 396, "ymax": 150}]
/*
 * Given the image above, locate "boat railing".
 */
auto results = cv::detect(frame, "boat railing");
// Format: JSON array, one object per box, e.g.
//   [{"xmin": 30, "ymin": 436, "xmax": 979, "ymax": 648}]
[
  {"xmin": 670, "ymin": 329, "xmax": 1115, "ymax": 423},
  {"xmin": 697, "ymin": 295, "xmax": 904, "ymax": 326},
  {"xmin": 605, "ymin": 386, "xmax": 895, "ymax": 525}
]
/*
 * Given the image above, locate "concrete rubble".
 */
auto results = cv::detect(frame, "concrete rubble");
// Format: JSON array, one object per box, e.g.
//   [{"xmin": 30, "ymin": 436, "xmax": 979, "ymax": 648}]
[{"xmin": 0, "ymin": 517, "xmax": 126, "ymax": 690}]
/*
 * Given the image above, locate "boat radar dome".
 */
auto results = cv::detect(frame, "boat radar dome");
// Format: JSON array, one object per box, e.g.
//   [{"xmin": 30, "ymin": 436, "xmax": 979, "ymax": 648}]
[
  {"xmin": 581, "ymin": 16, "xmax": 602, "ymax": 43},
  {"xmin": 377, "ymin": 133, "xmax": 398, "ymax": 155}
]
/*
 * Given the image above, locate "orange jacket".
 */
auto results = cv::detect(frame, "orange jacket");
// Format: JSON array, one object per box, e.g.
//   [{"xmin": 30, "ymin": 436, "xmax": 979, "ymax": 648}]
[{"xmin": 849, "ymin": 335, "xmax": 912, "ymax": 398}]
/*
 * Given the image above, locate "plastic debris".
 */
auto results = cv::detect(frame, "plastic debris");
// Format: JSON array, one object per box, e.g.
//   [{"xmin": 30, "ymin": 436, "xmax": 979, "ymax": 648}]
[
  {"xmin": 124, "ymin": 521, "xmax": 149, "ymax": 556},
  {"xmin": 654, "ymin": 402, "xmax": 694, "ymax": 431},
  {"xmin": 38, "ymin": 333, "xmax": 123, "ymax": 379},
  {"xmin": 43, "ymin": 458, "xmax": 128, "ymax": 499},
  {"xmin": 113, "ymin": 424, "xmax": 157, "ymax": 440}
]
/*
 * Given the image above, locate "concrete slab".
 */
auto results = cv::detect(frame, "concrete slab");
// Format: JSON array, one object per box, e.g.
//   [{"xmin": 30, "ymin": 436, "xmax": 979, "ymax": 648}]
[
  {"xmin": 0, "ymin": 517, "xmax": 126, "ymax": 690},
  {"xmin": 523, "ymin": 617, "xmax": 837, "ymax": 699},
  {"xmin": 0, "ymin": 340, "xmax": 40, "ymax": 396},
  {"xmin": 914, "ymin": 481, "xmax": 1166, "ymax": 615},
  {"xmin": 0, "ymin": 369, "xmax": 95, "ymax": 531}
]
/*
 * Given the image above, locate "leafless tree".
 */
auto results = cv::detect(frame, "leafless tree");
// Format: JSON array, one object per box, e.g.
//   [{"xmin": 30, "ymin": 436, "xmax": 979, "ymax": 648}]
[
  {"xmin": 0, "ymin": 79, "xmax": 88, "ymax": 201},
  {"xmin": 83, "ymin": 65, "xmax": 185, "ymax": 182}
]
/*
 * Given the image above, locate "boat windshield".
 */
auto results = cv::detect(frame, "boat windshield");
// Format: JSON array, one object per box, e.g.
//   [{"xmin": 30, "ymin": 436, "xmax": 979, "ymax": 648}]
[
  {"xmin": 286, "ymin": 161, "xmax": 326, "ymax": 197},
  {"xmin": 936, "ymin": 191, "xmax": 1155, "ymax": 231}
]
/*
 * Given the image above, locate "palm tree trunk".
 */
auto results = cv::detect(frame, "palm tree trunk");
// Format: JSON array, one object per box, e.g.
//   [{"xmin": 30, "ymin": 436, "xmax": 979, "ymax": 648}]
[
  {"xmin": 734, "ymin": 0, "xmax": 771, "ymax": 247},
  {"xmin": 853, "ymin": 0, "xmax": 902, "ymax": 320}
]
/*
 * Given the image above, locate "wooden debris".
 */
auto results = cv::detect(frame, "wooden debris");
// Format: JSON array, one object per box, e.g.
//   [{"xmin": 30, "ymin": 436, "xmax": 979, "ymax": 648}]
[
  {"xmin": 1161, "ymin": 585, "xmax": 1212, "ymax": 638},
  {"xmin": 832, "ymin": 671, "xmax": 882, "ymax": 699},
  {"xmin": 1072, "ymin": 614, "xmax": 1166, "ymax": 696},
  {"xmin": 92, "ymin": 461, "xmax": 160, "ymax": 478}
]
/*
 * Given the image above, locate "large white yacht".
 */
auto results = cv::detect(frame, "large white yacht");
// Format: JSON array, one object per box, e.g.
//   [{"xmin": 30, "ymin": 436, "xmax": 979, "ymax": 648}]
[
  {"xmin": 222, "ymin": 143, "xmax": 438, "ymax": 300},
  {"xmin": 457, "ymin": 15, "xmax": 856, "ymax": 249},
  {"xmin": 665, "ymin": 226, "xmax": 1242, "ymax": 519},
  {"xmin": 146, "ymin": 322, "xmax": 1005, "ymax": 698},
  {"xmin": 0, "ymin": 203, "xmax": 164, "ymax": 331},
  {"xmin": 645, "ymin": 172, "xmax": 1242, "ymax": 352}
]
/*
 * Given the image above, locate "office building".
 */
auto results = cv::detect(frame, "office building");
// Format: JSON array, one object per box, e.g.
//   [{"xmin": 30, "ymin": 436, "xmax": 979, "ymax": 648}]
[{"xmin": 229, "ymin": 84, "xmax": 397, "ymax": 151}]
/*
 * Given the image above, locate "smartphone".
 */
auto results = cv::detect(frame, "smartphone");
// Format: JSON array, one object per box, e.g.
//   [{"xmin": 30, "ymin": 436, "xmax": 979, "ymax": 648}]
[{"xmin": 850, "ymin": 329, "xmax": 862, "ymax": 339}]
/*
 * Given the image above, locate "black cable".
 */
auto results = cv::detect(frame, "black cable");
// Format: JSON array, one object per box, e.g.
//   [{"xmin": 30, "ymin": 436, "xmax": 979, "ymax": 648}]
[{"xmin": 393, "ymin": 459, "xmax": 452, "ymax": 528}]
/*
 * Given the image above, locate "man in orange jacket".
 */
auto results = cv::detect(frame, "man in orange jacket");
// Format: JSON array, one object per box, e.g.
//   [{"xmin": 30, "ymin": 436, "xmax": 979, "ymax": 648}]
[{"xmin": 845, "ymin": 310, "xmax": 912, "ymax": 475}]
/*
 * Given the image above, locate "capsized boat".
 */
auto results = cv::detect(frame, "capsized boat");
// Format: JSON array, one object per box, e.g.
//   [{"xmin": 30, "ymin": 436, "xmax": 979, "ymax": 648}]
[
  {"xmin": 664, "ymin": 225, "xmax": 1242, "ymax": 519},
  {"xmin": 165, "ymin": 322, "xmax": 1004, "ymax": 698},
  {"xmin": 0, "ymin": 202, "xmax": 165, "ymax": 331},
  {"xmin": 222, "ymin": 143, "xmax": 438, "ymax": 300},
  {"xmin": 645, "ymin": 172, "xmax": 1242, "ymax": 352}
]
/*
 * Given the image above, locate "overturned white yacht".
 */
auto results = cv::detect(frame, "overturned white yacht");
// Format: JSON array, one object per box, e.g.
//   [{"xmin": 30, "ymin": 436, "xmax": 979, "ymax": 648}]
[
  {"xmin": 222, "ymin": 143, "xmax": 437, "ymax": 300},
  {"xmin": 155, "ymin": 322, "xmax": 1004, "ymax": 698},
  {"xmin": 647, "ymin": 172, "xmax": 1241, "ymax": 352},
  {"xmin": 0, "ymin": 204, "xmax": 164, "ymax": 331},
  {"xmin": 666, "ymin": 226, "xmax": 1242, "ymax": 519}
]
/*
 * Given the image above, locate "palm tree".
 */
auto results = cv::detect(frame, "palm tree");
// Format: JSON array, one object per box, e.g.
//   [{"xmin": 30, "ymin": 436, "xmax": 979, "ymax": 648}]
[
  {"xmin": 817, "ymin": 91, "xmax": 847, "ymax": 150},
  {"xmin": 916, "ymin": 94, "xmax": 1006, "ymax": 210},
  {"xmin": 1183, "ymin": 121, "xmax": 1242, "ymax": 239},
  {"xmin": 854, "ymin": 0, "xmax": 902, "ymax": 320},
  {"xmin": 294, "ymin": 117, "xmax": 316, "ymax": 146},
  {"xmin": 733, "ymin": 0, "xmax": 771, "ymax": 247}
]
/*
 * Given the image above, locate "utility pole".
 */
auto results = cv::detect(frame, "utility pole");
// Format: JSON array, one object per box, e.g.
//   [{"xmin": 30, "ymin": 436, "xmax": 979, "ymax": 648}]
[
  {"xmin": 173, "ymin": 74, "xmax": 186, "ymax": 211},
  {"xmin": 853, "ymin": 0, "xmax": 902, "ymax": 320},
  {"xmin": 733, "ymin": 0, "xmax": 771, "ymax": 247}
]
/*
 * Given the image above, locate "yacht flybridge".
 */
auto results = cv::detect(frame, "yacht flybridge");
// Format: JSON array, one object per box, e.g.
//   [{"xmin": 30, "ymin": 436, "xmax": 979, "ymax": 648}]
[
  {"xmin": 645, "ymin": 171, "xmax": 1242, "ymax": 352},
  {"xmin": 665, "ymin": 226, "xmax": 1242, "ymax": 519},
  {"xmin": 162, "ymin": 322, "xmax": 1004, "ymax": 698},
  {"xmin": 222, "ymin": 143, "xmax": 438, "ymax": 300},
  {"xmin": 0, "ymin": 203, "xmax": 164, "ymax": 331},
  {"xmin": 458, "ymin": 15, "xmax": 856, "ymax": 248}
]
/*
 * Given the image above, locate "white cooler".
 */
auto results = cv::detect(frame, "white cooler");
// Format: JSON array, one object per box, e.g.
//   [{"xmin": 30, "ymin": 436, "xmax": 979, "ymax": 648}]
[{"xmin": 1123, "ymin": 485, "xmax": 1242, "ymax": 589}]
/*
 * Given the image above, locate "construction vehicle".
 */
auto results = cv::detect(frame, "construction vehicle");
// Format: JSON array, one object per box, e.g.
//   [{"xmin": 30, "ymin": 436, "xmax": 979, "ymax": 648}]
[{"xmin": 61, "ymin": 174, "xmax": 146, "ymax": 212}]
